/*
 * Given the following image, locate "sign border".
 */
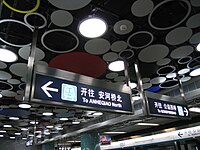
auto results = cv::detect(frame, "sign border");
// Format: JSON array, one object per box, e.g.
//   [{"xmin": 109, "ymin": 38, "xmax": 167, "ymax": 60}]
[{"xmin": 29, "ymin": 65, "xmax": 134, "ymax": 114}]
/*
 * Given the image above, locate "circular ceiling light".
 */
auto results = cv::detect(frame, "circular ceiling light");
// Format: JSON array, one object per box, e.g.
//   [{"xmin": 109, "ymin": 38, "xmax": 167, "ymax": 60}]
[
  {"xmin": 129, "ymin": 82, "xmax": 137, "ymax": 89},
  {"xmin": 190, "ymin": 67, "xmax": 200, "ymax": 77},
  {"xmin": 42, "ymin": 112, "xmax": 53, "ymax": 116},
  {"xmin": 197, "ymin": 43, "xmax": 200, "ymax": 52},
  {"xmin": 18, "ymin": 103, "xmax": 31, "ymax": 109},
  {"xmin": 93, "ymin": 112, "xmax": 103, "ymax": 116},
  {"xmin": 0, "ymin": 48, "xmax": 17, "ymax": 62},
  {"xmin": 78, "ymin": 17, "xmax": 107, "ymax": 38},
  {"xmin": 72, "ymin": 121, "xmax": 80, "ymax": 125},
  {"xmin": 9, "ymin": 117, "xmax": 19, "ymax": 120},
  {"xmin": 108, "ymin": 60, "xmax": 125, "ymax": 72},
  {"xmin": 59, "ymin": 118, "xmax": 68, "ymax": 121},
  {"xmin": 3, "ymin": 124, "xmax": 12, "ymax": 128}
]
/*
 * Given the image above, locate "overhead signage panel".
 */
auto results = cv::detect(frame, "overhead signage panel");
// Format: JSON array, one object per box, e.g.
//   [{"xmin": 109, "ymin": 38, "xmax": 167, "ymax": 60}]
[
  {"xmin": 147, "ymin": 98, "xmax": 189, "ymax": 119},
  {"xmin": 31, "ymin": 66, "xmax": 133, "ymax": 114}
]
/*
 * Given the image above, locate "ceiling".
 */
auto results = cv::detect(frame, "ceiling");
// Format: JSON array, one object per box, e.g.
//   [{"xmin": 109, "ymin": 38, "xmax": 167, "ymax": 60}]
[{"xmin": 0, "ymin": 0, "xmax": 200, "ymax": 146}]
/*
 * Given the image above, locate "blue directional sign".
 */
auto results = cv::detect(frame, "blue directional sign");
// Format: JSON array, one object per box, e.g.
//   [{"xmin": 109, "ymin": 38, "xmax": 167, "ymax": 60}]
[
  {"xmin": 147, "ymin": 98, "xmax": 190, "ymax": 118},
  {"xmin": 31, "ymin": 67, "xmax": 133, "ymax": 114}
]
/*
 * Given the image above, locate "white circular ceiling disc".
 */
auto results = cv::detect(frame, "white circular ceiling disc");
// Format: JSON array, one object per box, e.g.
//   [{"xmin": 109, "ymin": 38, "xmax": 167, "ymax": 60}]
[
  {"xmin": 166, "ymin": 27, "xmax": 192, "ymax": 45},
  {"xmin": 139, "ymin": 44, "xmax": 169, "ymax": 63},
  {"xmin": 85, "ymin": 38, "xmax": 110, "ymax": 55},
  {"xmin": 156, "ymin": 58, "xmax": 171, "ymax": 66},
  {"xmin": 111, "ymin": 41, "xmax": 127, "ymax": 52},
  {"xmin": 48, "ymin": 0, "xmax": 92, "ymax": 10},
  {"xmin": 51, "ymin": 10, "xmax": 73, "ymax": 27},
  {"xmin": 0, "ymin": 71, "xmax": 12, "ymax": 80},
  {"xmin": 9, "ymin": 63, "xmax": 27, "ymax": 77},
  {"xmin": 103, "ymin": 52, "xmax": 118, "ymax": 62},
  {"xmin": 150, "ymin": 77, "xmax": 166, "ymax": 84},
  {"xmin": 131, "ymin": 0, "xmax": 154, "ymax": 17},
  {"xmin": 189, "ymin": 32, "xmax": 200, "ymax": 44},
  {"xmin": 186, "ymin": 13, "xmax": 200, "ymax": 29},
  {"xmin": 170, "ymin": 46, "xmax": 194, "ymax": 59},
  {"xmin": 113, "ymin": 20, "xmax": 133, "ymax": 35},
  {"xmin": 19, "ymin": 46, "xmax": 45, "ymax": 61}
]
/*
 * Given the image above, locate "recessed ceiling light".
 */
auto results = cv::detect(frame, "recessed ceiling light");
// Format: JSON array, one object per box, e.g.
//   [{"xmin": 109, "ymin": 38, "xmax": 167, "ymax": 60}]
[
  {"xmin": 132, "ymin": 96, "xmax": 141, "ymax": 101},
  {"xmin": 18, "ymin": 103, "xmax": 31, "ymax": 109},
  {"xmin": 72, "ymin": 121, "xmax": 80, "ymax": 125},
  {"xmin": 0, "ymin": 47, "xmax": 18, "ymax": 62},
  {"xmin": 0, "ymin": 94, "xmax": 2, "ymax": 98},
  {"xmin": 28, "ymin": 134, "xmax": 34, "ymax": 137},
  {"xmin": 59, "ymin": 118, "xmax": 68, "ymax": 121},
  {"xmin": 190, "ymin": 67, "xmax": 200, "ymax": 77},
  {"xmin": 22, "ymin": 137, "xmax": 27, "ymax": 140},
  {"xmin": 136, "ymin": 123, "xmax": 159, "ymax": 126},
  {"xmin": 30, "ymin": 121, "xmax": 39, "ymax": 125},
  {"xmin": 21, "ymin": 128, "xmax": 28, "ymax": 131},
  {"xmin": 189, "ymin": 107, "xmax": 200, "ymax": 113},
  {"xmin": 42, "ymin": 112, "xmax": 53, "ymax": 116},
  {"xmin": 3, "ymin": 124, "xmax": 12, "ymax": 128},
  {"xmin": 104, "ymin": 132, "xmax": 126, "ymax": 134},
  {"xmin": 108, "ymin": 60, "xmax": 125, "ymax": 72},
  {"xmin": 55, "ymin": 127, "xmax": 63, "ymax": 131},
  {"xmin": 0, "ymin": 130, "xmax": 6, "ymax": 133},
  {"xmin": 0, "ymin": 135, "xmax": 4, "ymax": 137},
  {"xmin": 36, "ymin": 134, "xmax": 42, "ymax": 138},
  {"xmin": 93, "ymin": 112, "xmax": 103, "ymax": 116},
  {"xmin": 129, "ymin": 82, "xmax": 137, "ymax": 89},
  {"xmin": 10, "ymin": 137, "xmax": 15, "ymax": 139},
  {"xmin": 46, "ymin": 125, "xmax": 54, "ymax": 129},
  {"xmin": 78, "ymin": 17, "xmax": 107, "ymax": 38},
  {"xmin": 197, "ymin": 43, "xmax": 200, "ymax": 52},
  {"xmin": 15, "ymin": 132, "xmax": 21, "ymax": 135},
  {"xmin": 44, "ymin": 132, "xmax": 50, "ymax": 135},
  {"xmin": 9, "ymin": 117, "xmax": 19, "ymax": 120}
]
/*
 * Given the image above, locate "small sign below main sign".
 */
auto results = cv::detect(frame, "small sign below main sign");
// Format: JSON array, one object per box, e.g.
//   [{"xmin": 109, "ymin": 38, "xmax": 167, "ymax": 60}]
[
  {"xmin": 147, "ymin": 98, "xmax": 189, "ymax": 119},
  {"xmin": 31, "ymin": 66, "xmax": 133, "ymax": 114}
]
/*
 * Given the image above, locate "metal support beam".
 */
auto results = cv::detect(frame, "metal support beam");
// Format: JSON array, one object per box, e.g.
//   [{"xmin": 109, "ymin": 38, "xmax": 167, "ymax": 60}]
[
  {"xmin": 25, "ymin": 27, "xmax": 38, "ymax": 101},
  {"xmin": 134, "ymin": 59, "xmax": 148, "ymax": 115}
]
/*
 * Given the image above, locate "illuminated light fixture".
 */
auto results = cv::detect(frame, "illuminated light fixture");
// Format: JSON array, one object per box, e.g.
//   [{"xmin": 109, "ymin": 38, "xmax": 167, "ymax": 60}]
[
  {"xmin": 104, "ymin": 132, "xmax": 126, "ymax": 134},
  {"xmin": 197, "ymin": 43, "xmax": 200, "ymax": 52},
  {"xmin": 78, "ymin": 17, "xmax": 107, "ymax": 38},
  {"xmin": 0, "ymin": 47, "xmax": 18, "ymax": 62},
  {"xmin": 42, "ymin": 112, "xmax": 53, "ymax": 116},
  {"xmin": 18, "ymin": 103, "xmax": 31, "ymax": 109},
  {"xmin": 132, "ymin": 96, "xmax": 141, "ymax": 101},
  {"xmin": 3, "ymin": 124, "xmax": 12, "ymax": 128},
  {"xmin": 56, "ymin": 127, "xmax": 63, "ymax": 131},
  {"xmin": 0, "ymin": 94, "xmax": 2, "ymax": 98},
  {"xmin": 93, "ymin": 112, "xmax": 103, "ymax": 116},
  {"xmin": 136, "ymin": 123, "xmax": 159, "ymax": 126},
  {"xmin": 0, "ymin": 130, "xmax": 6, "ymax": 133},
  {"xmin": 72, "ymin": 121, "xmax": 80, "ymax": 125},
  {"xmin": 22, "ymin": 137, "xmax": 27, "ymax": 140},
  {"xmin": 189, "ymin": 107, "xmax": 200, "ymax": 113},
  {"xmin": 30, "ymin": 121, "xmax": 39, "ymax": 125},
  {"xmin": 59, "ymin": 118, "xmax": 68, "ymax": 121},
  {"xmin": 0, "ymin": 135, "xmax": 4, "ymax": 137},
  {"xmin": 10, "ymin": 137, "xmax": 15, "ymax": 139},
  {"xmin": 67, "ymin": 141, "xmax": 81, "ymax": 143},
  {"xmin": 9, "ymin": 117, "xmax": 19, "ymax": 120},
  {"xmin": 15, "ymin": 132, "xmax": 21, "ymax": 135},
  {"xmin": 21, "ymin": 128, "xmax": 28, "ymax": 131},
  {"xmin": 108, "ymin": 60, "xmax": 125, "ymax": 72},
  {"xmin": 163, "ymin": 128, "xmax": 176, "ymax": 132},
  {"xmin": 44, "ymin": 132, "xmax": 50, "ymax": 135},
  {"xmin": 28, "ymin": 134, "xmax": 34, "ymax": 137},
  {"xmin": 190, "ymin": 67, "xmax": 200, "ymax": 77},
  {"xmin": 129, "ymin": 82, "xmax": 137, "ymax": 89},
  {"xmin": 46, "ymin": 125, "xmax": 54, "ymax": 129},
  {"xmin": 36, "ymin": 134, "xmax": 42, "ymax": 138}
]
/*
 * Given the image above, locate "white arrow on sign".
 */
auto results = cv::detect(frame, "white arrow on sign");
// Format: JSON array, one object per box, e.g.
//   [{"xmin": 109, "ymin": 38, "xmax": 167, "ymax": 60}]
[
  {"xmin": 184, "ymin": 107, "xmax": 189, "ymax": 116},
  {"xmin": 41, "ymin": 81, "xmax": 58, "ymax": 98}
]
